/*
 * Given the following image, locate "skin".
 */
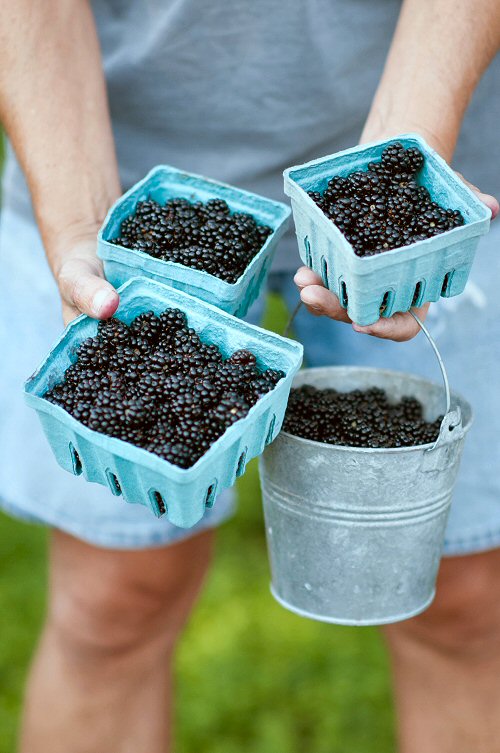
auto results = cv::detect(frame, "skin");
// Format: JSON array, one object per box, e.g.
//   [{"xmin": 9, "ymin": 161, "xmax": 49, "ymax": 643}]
[
  {"xmin": 19, "ymin": 529, "xmax": 214, "ymax": 753},
  {"xmin": 1, "ymin": 0, "xmax": 500, "ymax": 751},
  {"xmin": 385, "ymin": 549, "xmax": 500, "ymax": 753}
]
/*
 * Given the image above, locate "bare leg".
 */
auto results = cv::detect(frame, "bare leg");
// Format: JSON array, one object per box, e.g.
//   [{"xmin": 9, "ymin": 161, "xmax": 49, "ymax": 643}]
[
  {"xmin": 19, "ymin": 528, "xmax": 213, "ymax": 753},
  {"xmin": 384, "ymin": 549, "xmax": 500, "ymax": 753}
]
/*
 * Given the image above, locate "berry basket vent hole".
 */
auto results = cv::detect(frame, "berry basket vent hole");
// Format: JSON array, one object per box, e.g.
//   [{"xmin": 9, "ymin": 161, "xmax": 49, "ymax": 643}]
[
  {"xmin": 236, "ymin": 449, "xmax": 248, "ymax": 478},
  {"xmin": 304, "ymin": 237, "xmax": 312, "ymax": 267},
  {"xmin": 412, "ymin": 281, "xmax": 423, "ymax": 307},
  {"xmin": 265, "ymin": 415, "xmax": 277, "ymax": 446},
  {"xmin": 379, "ymin": 291, "xmax": 392, "ymax": 317},
  {"xmin": 149, "ymin": 490, "xmax": 167, "ymax": 517},
  {"xmin": 441, "ymin": 272, "xmax": 453, "ymax": 296},
  {"xmin": 69, "ymin": 444, "xmax": 83, "ymax": 476},
  {"xmin": 105, "ymin": 470, "xmax": 122, "ymax": 497},
  {"xmin": 205, "ymin": 483, "xmax": 217, "ymax": 509},
  {"xmin": 320, "ymin": 257, "xmax": 329, "ymax": 289},
  {"xmin": 340, "ymin": 281, "xmax": 348, "ymax": 308}
]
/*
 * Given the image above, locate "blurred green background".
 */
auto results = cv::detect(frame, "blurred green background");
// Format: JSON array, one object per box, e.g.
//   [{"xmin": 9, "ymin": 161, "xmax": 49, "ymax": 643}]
[{"xmin": 0, "ymin": 135, "xmax": 394, "ymax": 752}]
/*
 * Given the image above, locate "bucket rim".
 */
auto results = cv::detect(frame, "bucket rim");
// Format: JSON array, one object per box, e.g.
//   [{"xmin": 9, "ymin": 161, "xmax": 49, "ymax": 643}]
[{"xmin": 281, "ymin": 365, "xmax": 473, "ymax": 454}]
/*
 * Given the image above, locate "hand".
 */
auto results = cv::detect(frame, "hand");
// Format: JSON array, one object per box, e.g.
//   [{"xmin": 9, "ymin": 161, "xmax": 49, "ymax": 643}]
[
  {"xmin": 294, "ymin": 266, "xmax": 431, "ymax": 341},
  {"xmin": 52, "ymin": 233, "xmax": 119, "ymax": 326},
  {"xmin": 295, "ymin": 151, "xmax": 499, "ymax": 341},
  {"xmin": 454, "ymin": 173, "xmax": 499, "ymax": 219}
]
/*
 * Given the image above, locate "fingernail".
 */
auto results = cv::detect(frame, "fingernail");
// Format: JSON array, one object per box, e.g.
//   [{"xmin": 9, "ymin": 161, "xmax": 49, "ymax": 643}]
[
  {"xmin": 352, "ymin": 323, "xmax": 369, "ymax": 333},
  {"xmin": 92, "ymin": 289, "xmax": 114, "ymax": 316}
]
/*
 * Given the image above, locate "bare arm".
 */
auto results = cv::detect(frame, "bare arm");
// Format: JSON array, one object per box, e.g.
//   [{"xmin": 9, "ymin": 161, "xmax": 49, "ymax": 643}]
[
  {"xmin": 296, "ymin": 0, "xmax": 500, "ymax": 341},
  {"xmin": 362, "ymin": 0, "xmax": 500, "ymax": 162},
  {"xmin": 0, "ymin": 0, "xmax": 121, "ymax": 323}
]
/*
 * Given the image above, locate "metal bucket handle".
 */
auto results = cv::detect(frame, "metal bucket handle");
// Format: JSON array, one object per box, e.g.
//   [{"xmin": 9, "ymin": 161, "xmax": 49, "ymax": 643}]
[
  {"xmin": 408, "ymin": 311, "xmax": 462, "ymax": 452},
  {"xmin": 284, "ymin": 302, "xmax": 462, "ymax": 452}
]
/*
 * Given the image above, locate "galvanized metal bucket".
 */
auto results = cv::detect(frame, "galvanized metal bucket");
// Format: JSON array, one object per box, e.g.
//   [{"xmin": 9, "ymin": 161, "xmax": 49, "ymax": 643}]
[{"xmin": 259, "ymin": 318, "xmax": 472, "ymax": 625}]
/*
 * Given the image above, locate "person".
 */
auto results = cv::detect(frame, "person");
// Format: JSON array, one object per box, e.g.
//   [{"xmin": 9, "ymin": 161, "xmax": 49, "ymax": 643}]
[{"xmin": 0, "ymin": 1, "xmax": 499, "ymax": 751}]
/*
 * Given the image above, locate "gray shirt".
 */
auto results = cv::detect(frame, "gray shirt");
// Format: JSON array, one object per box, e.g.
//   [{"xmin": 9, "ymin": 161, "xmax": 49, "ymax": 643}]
[{"xmin": 3, "ymin": 0, "xmax": 499, "ymax": 270}]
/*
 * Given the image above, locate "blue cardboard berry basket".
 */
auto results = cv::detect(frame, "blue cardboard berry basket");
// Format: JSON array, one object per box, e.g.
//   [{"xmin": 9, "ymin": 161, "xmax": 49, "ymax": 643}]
[
  {"xmin": 24, "ymin": 278, "xmax": 303, "ymax": 529},
  {"xmin": 98, "ymin": 166, "xmax": 291, "ymax": 318},
  {"xmin": 284, "ymin": 134, "xmax": 491, "ymax": 326}
]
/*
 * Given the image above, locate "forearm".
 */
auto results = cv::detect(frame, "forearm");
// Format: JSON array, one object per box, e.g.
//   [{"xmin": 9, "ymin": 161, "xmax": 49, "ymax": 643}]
[
  {"xmin": 362, "ymin": 0, "xmax": 500, "ymax": 160},
  {"xmin": 0, "ymin": 0, "xmax": 120, "ymax": 273}
]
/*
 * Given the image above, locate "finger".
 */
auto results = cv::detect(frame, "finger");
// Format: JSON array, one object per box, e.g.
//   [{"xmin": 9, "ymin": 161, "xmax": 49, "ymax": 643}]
[
  {"xmin": 352, "ymin": 303, "xmax": 430, "ymax": 342},
  {"xmin": 61, "ymin": 300, "xmax": 81, "ymax": 326},
  {"xmin": 294, "ymin": 266, "xmax": 324, "ymax": 290},
  {"xmin": 58, "ymin": 257, "xmax": 119, "ymax": 320},
  {"xmin": 455, "ymin": 172, "xmax": 499, "ymax": 219},
  {"xmin": 300, "ymin": 284, "xmax": 352, "ymax": 323}
]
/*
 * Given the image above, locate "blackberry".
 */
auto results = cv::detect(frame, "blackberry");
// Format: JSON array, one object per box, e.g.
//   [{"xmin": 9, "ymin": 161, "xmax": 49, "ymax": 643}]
[
  {"xmin": 44, "ymin": 308, "xmax": 282, "ymax": 470},
  {"xmin": 75, "ymin": 338, "xmax": 109, "ymax": 369},
  {"xmin": 175, "ymin": 420, "xmax": 214, "ymax": 462},
  {"xmin": 129, "ymin": 311, "xmax": 162, "ymax": 343},
  {"xmin": 226, "ymin": 365, "xmax": 258, "ymax": 401},
  {"xmin": 192, "ymin": 379, "xmax": 221, "ymax": 408},
  {"xmin": 213, "ymin": 393, "xmax": 250, "ymax": 427},
  {"xmin": 45, "ymin": 383, "xmax": 75, "ymax": 412},
  {"xmin": 111, "ymin": 196, "xmax": 272, "ymax": 283},
  {"xmin": 261, "ymin": 368, "xmax": 285, "ymax": 386},
  {"xmin": 159, "ymin": 442, "xmax": 194, "ymax": 469},
  {"xmin": 146, "ymin": 422, "xmax": 177, "ymax": 450},
  {"xmin": 135, "ymin": 371, "xmax": 170, "ymax": 401},
  {"xmin": 97, "ymin": 318, "xmax": 130, "ymax": 348},
  {"xmin": 198, "ymin": 343, "xmax": 223, "ymax": 366},
  {"xmin": 170, "ymin": 392, "xmax": 206, "ymax": 422},
  {"xmin": 128, "ymin": 334, "xmax": 152, "ymax": 357},
  {"xmin": 63, "ymin": 363, "xmax": 86, "ymax": 388},
  {"xmin": 406, "ymin": 147, "xmax": 424, "ymax": 172},
  {"xmin": 312, "ymin": 142, "xmax": 464, "ymax": 257},
  {"xmin": 228, "ymin": 349, "xmax": 257, "ymax": 367},
  {"xmin": 283, "ymin": 385, "xmax": 441, "ymax": 448},
  {"xmin": 159, "ymin": 308, "xmax": 188, "ymax": 340}
]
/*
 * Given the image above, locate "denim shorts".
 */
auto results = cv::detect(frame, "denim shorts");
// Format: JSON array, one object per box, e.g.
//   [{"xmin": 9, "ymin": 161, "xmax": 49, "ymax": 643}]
[{"xmin": 1, "ymin": 207, "xmax": 500, "ymax": 555}]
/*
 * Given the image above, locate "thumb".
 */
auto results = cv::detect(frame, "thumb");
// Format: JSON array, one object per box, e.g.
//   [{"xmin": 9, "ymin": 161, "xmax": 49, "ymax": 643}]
[{"xmin": 57, "ymin": 250, "xmax": 119, "ymax": 324}]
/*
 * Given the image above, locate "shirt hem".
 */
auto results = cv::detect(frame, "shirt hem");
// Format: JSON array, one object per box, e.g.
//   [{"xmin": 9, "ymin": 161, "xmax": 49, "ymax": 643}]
[{"xmin": 0, "ymin": 493, "xmax": 234, "ymax": 550}]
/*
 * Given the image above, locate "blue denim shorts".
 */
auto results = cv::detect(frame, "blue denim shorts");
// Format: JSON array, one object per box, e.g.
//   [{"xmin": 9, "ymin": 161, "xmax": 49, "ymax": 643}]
[{"xmin": 1, "ymin": 207, "xmax": 500, "ymax": 555}]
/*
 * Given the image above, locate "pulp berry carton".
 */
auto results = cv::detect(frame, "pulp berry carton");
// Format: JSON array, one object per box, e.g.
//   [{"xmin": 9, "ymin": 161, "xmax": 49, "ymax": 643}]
[
  {"xmin": 98, "ymin": 165, "xmax": 291, "ymax": 318},
  {"xmin": 284, "ymin": 134, "xmax": 491, "ymax": 326},
  {"xmin": 24, "ymin": 278, "xmax": 303, "ymax": 529}
]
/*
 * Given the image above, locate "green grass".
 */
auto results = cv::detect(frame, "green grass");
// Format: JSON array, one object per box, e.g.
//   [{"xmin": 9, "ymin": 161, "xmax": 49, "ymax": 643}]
[
  {"xmin": 0, "ymin": 294, "xmax": 395, "ymax": 751},
  {"xmin": 176, "ymin": 463, "xmax": 394, "ymax": 753},
  {"xmin": 0, "ymin": 473, "xmax": 395, "ymax": 753}
]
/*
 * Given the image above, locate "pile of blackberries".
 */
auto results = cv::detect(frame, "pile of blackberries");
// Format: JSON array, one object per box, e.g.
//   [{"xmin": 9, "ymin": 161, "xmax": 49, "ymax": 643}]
[
  {"xmin": 283, "ymin": 385, "xmax": 441, "ymax": 448},
  {"xmin": 111, "ymin": 197, "xmax": 272, "ymax": 283},
  {"xmin": 308, "ymin": 143, "xmax": 464, "ymax": 257},
  {"xmin": 44, "ymin": 310, "xmax": 285, "ymax": 468}
]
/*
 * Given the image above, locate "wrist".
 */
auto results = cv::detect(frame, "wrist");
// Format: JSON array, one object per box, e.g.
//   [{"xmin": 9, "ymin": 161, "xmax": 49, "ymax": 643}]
[
  {"xmin": 360, "ymin": 105, "xmax": 460, "ymax": 163},
  {"xmin": 35, "ymin": 182, "xmax": 120, "ymax": 276}
]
